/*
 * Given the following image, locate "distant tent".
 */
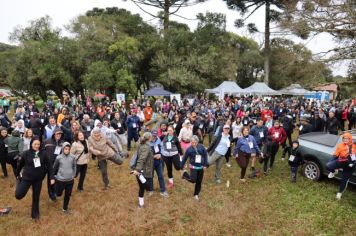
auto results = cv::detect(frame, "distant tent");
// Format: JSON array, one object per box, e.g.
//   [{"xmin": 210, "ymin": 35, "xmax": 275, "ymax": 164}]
[
  {"xmin": 279, "ymin": 84, "xmax": 312, "ymax": 96},
  {"xmin": 243, "ymin": 82, "xmax": 281, "ymax": 95},
  {"xmin": 205, "ymin": 81, "xmax": 246, "ymax": 95},
  {"xmin": 144, "ymin": 87, "xmax": 172, "ymax": 97}
]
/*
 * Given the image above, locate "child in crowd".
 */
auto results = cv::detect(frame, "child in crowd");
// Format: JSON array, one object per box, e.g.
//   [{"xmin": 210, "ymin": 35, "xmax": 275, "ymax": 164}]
[
  {"xmin": 288, "ymin": 141, "xmax": 303, "ymax": 183},
  {"xmin": 53, "ymin": 142, "xmax": 76, "ymax": 214}
]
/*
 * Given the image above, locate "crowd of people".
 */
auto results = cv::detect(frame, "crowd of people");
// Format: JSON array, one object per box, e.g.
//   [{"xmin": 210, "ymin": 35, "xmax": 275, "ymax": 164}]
[{"xmin": 0, "ymin": 94, "xmax": 355, "ymax": 218}]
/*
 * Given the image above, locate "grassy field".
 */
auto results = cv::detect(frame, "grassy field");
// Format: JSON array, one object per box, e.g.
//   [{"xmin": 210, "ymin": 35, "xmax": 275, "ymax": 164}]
[{"xmin": 1, "ymin": 144, "xmax": 356, "ymax": 236}]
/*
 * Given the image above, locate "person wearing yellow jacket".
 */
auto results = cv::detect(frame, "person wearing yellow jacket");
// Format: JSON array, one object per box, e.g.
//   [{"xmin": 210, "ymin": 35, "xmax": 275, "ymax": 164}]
[{"xmin": 326, "ymin": 132, "xmax": 356, "ymax": 200}]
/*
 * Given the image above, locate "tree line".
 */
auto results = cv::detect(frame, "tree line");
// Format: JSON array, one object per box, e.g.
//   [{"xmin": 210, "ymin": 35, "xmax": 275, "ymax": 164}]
[{"xmin": 0, "ymin": 6, "xmax": 350, "ymax": 100}]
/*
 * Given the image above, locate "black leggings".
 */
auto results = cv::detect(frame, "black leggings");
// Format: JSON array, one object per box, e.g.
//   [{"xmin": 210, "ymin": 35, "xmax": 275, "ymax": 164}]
[
  {"xmin": 225, "ymin": 147, "xmax": 231, "ymax": 163},
  {"xmin": 163, "ymin": 155, "xmax": 181, "ymax": 179},
  {"xmin": 15, "ymin": 179, "xmax": 43, "ymax": 219},
  {"xmin": 0, "ymin": 154, "xmax": 7, "ymax": 177},
  {"xmin": 7, "ymin": 152, "xmax": 18, "ymax": 177},
  {"xmin": 184, "ymin": 169, "xmax": 204, "ymax": 196},
  {"xmin": 76, "ymin": 164, "xmax": 87, "ymax": 191},
  {"xmin": 270, "ymin": 143, "xmax": 280, "ymax": 168},
  {"xmin": 136, "ymin": 177, "xmax": 152, "ymax": 197},
  {"xmin": 55, "ymin": 180, "xmax": 74, "ymax": 210}
]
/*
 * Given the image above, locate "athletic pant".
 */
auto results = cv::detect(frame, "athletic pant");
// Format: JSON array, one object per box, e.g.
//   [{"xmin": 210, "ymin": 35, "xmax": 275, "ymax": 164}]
[
  {"xmin": 236, "ymin": 151, "xmax": 251, "ymax": 179},
  {"xmin": 98, "ymin": 154, "xmax": 124, "ymax": 187},
  {"xmin": 0, "ymin": 154, "xmax": 7, "ymax": 177},
  {"xmin": 282, "ymin": 131, "xmax": 292, "ymax": 158},
  {"xmin": 270, "ymin": 143, "xmax": 280, "ymax": 168},
  {"xmin": 127, "ymin": 131, "xmax": 139, "ymax": 151},
  {"xmin": 183, "ymin": 169, "xmax": 204, "ymax": 196},
  {"xmin": 162, "ymin": 154, "xmax": 181, "ymax": 179},
  {"xmin": 6, "ymin": 152, "xmax": 18, "ymax": 177},
  {"xmin": 136, "ymin": 176, "xmax": 152, "ymax": 197},
  {"xmin": 55, "ymin": 179, "xmax": 74, "ymax": 210},
  {"xmin": 76, "ymin": 164, "xmax": 87, "ymax": 191},
  {"xmin": 291, "ymin": 166, "xmax": 298, "ymax": 181},
  {"xmin": 15, "ymin": 179, "xmax": 42, "ymax": 219}
]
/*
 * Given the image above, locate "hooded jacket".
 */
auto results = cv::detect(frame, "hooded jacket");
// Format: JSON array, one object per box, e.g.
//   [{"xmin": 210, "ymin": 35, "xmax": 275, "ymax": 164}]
[
  {"xmin": 7, "ymin": 130, "xmax": 24, "ymax": 154},
  {"xmin": 53, "ymin": 142, "xmax": 76, "ymax": 181},
  {"xmin": 88, "ymin": 134, "xmax": 118, "ymax": 161},
  {"xmin": 43, "ymin": 127, "xmax": 64, "ymax": 163}
]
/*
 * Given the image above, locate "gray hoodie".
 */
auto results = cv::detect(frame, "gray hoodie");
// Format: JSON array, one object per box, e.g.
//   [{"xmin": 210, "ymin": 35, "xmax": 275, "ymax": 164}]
[{"xmin": 53, "ymin": 142, "xmax": 76, "ymax": 181}]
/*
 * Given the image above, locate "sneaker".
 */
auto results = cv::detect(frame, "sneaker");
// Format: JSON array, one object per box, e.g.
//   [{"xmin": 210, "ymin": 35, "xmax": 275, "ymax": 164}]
[
  {"xmin": 160, "ymin": 192, "xmax": 169, "ymax": 198},
  {"xmin": 336, "ymin": 192, "xmax": 342, "ymax": 200},
  {"xmin": 77, "ymin": 189, "xmax": 83, "ymax": 193},
  {"xmin": 0, "ymin": 207, "xmax": 12, "ymax": 216},
  {"xmin": 194, "ymin": 195, "xmax": 199, "ymax": 201},
  {"xmin": 264, "ymin": 172, "xmax": 268, "ymax": 176},
  {"xmin": 328, "ymin": 172, "xmax": 335, "ymax": 179},
  {"xmin": 49, "ymin": 195, "xmax": 57, "ymax": 202},
  {"xmin": 240, "ymin": 178, "xmax": 247, "ymax": 183},
  {"xmin": 226, "ymin": 163, "xmax": 232, "ymax": 168},
  {"xmin": 138, "ymin": 204, "xmax": 144, "ymax": 209},
  {"xmin": 215, "ymin": 179, "xmax": 221, "ymax": 184},
  {"xmin": 148, "ymin": 191, "xmax": 154, "ymax": 197},
  {"xmin": 62, "ymin": 209, "xmax": 71, "ymax": 214},
  {"xmin": 103, "ymin": 186, "xmax": 109, "ymax": 192},
  {"xmin": 167, "ymin": 182, "xmax": 174, "ymax": 189}
]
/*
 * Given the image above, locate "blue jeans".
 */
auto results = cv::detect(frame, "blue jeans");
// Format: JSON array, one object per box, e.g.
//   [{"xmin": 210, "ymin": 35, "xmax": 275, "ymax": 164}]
[
  {"xmin": 327, "ymin": 157, "xmax": 354, "ymax": 193},
  {"xmin": 327, "ymin": 157, "xmax": 346, "ymax": 173},
  {"xmin": 150, "ymin": 159, "xmax": 166, "ymax": 193}
]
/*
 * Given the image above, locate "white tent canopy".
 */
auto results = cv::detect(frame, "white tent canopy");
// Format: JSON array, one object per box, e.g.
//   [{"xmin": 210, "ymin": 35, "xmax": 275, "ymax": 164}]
[
  {"xmin": 279, "ymin": 84, "xmax": 312, "ymax": 95},
  {"xmin": 205, "ymin": 81, "xmax": 246, "ymax": 95},
  {"xmin": 243, "ymin": 82, "xmax": 281, "ymax": 95}
]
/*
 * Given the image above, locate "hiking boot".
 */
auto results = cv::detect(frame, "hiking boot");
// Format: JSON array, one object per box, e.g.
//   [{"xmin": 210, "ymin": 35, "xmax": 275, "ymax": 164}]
[
  {"xmin": 336, "ymin": 192, "xmax": 342, "ymax": 200},
  {"xmin": 328, "ymin": 172, "xmax": 335, "ymax": 179},
  {"xmin": 194, "ymin": 195, "xmax": 199, "ymax": 201},
  {"xmin": 226, "ymin": 163, "xmax": 232, "ymax": 168}
]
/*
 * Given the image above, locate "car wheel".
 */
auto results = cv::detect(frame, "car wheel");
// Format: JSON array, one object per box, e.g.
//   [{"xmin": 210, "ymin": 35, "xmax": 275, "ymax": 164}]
[{"xmin": 304, "ymin": 161, "xmax": 321, "ymax": 181}]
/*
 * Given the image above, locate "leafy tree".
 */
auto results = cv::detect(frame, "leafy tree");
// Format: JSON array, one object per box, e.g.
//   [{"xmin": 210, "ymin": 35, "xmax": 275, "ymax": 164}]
[
  {"xmin": 223, "ymin": 0, "xmax": 291, "ymax": 85},
  {"xmin": 83, "ymin": 61, "xmax": 114, "ymax": 92}
]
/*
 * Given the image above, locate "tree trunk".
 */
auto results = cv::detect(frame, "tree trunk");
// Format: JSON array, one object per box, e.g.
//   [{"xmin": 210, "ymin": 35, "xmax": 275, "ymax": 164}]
[
  {"xmin": 163, "ymin": 0, "xmax": 170, "ymax": 36},
  {"xmin": 264, "ymin": 0, "xmax": 271, "ymax": 85}
]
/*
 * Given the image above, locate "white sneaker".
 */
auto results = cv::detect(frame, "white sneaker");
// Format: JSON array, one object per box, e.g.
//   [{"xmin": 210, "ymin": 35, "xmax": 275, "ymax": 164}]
[
  {"xmin": 336, "ymin": 192, "xmax": 342, "ymax": 200},
  {"xmin": 194, "ymin": 195, "xmax": 199, "ymax": 201},
  {"xmin": 226, "ymin": 163, "xmax": 232, "ymax": 168},
  {"xmin": 160, "ymin": 192, "xmax": 169, "ymax": 198},
  {"xmin": 328, "ymin": 172, "xmax": 335, "ymax": 179}
]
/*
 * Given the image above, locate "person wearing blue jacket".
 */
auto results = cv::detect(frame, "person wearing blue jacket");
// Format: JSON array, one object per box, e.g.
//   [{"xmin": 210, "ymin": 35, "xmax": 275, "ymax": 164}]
[
  {"xmin": 126, "ymin": 109, "xmax": 140, "ymax": 151},
  {"xmin": 234, "ymin": 127, "xmax": 261, "ymax": 182},
  {"xmin": 249, "ymin": 118, "xmax": 268, "ymax": 173},
  {"xmin": 181, "ymin": 135, "xmax": 208, "ymax": 200},
  {"xmin": 149, "ymin": 130, "xmax": 168, "ymax": 198}
]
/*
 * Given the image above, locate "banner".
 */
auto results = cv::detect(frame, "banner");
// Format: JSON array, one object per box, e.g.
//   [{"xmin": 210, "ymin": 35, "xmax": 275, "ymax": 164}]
[
  {"xmin": 170, "ymin": 94, "xmax": 181, "ymax": 106},
  {"xmin": 116, "ymin": 94, "xmax": 125, "ymax": 106}
]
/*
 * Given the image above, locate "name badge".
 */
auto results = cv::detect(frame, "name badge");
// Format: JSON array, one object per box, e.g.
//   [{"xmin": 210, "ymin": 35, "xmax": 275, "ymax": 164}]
[
  {"xmin": 30, "ymin": 112, "xmax": 33, "ymax": 116},
  {"xmin": 154, "ymin": 145, "xmax": 159, "ymax": 153},
  {"xmin": 48, "ymin": 113, "xmax": 51, "ymax": 116},
  {"xmin": 280, "ymin": 109, "xmax": 283, "ymax": 113},
  {"xmin": 244, "ymin": 120, "xmax": 248, "ymax": 125},
  {"xmin": 87, "ymin": 126, "xmax": 91, "ymax": 131},
  {"xmin": 209, "ymin": 121, "xmax": 214, "ymax": 126},
  {"xmin": 108, "ymin": 115, "xmax": 111, "ymax": 119},
  {"xmin": 148, "ymin": 111, "xmax": 151, "ymax": 115},
  {"xmin": 118, "ymin": 123, "xmax": 122, "ymax": 128},
  {"xmin": 20, "ymin": 115, "xmax": 23, "ymax": 119},
  {"xmin": 289, "ymin": 155, "xmax": 295, "ymax": 162},
  {"xmin": 54, "ymin": 146, "xmax": 61, "ymax": 155},
  {"xmin": 248, "ymin": 142, "xmax": 253, "ymax": 149},
  {"xmin": 195, "ymin": 155, "xmax": 202, "ymax": 163},
  {"xmin": 33, "ymin": 158, "xmax": 41, "ymax": 168},
  {"xmin": 299, "ymin": 125, "xmax": 303, "ymax": 131},
  {"xmin": 5, "ymin": 144, "xmax": 8, "ymax": 148},
  {"xmin": 259, "ymin": 132, "xmax": 264, "ymax": 138},
  {"xmin": 253, "ymin": 119, "xmax": 256, "ymax": 124},
  {"xmin": 132, "ymin": 123, "xmax": 137, "ymax": 128},
  {"xmin": 293, "ymin": 114, "xmax": 296, "ymax": 117},
  {"xmin": 199, "ymin": 124, "xmax": 203, "ymax": 129},
  {"xmin": 41, "ymin": 119, "xmax": 44, "ymax": 123},
  {"xmin": 274, "ymin": 132, "xmax": 280, "ymax": 139},
  {"xmin": 166, "ymin": 142, "xmax": 172, "ymax": 150},
  {"xmin": 173, "ymin": 124, "xmax": 177, "ymax": 129}
]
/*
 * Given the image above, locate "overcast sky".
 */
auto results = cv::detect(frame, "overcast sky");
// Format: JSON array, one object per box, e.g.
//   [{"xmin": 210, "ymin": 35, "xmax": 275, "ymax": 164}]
[{"xmin": 0, "ymin": 0, "xmax": 348, "ymax": 76}]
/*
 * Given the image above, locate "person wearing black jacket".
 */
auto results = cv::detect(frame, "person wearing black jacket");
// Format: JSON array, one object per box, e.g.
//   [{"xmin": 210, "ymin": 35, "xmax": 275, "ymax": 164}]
[
  {"xmin": 281, "ymin": 114, "xmax": 294, "ymax": 160},
  {"xmin": 43, "ymin": 127, "xmax": 64, "ymax": 201},
  {"xmin": 15, "ymin": 138, "xmax": 55, "ymax": 219},
  {"xmin": 311, "ymin": 112, "xmax": 326, "ymax": 132},
  {"xmin": 325, "ymin": 111, "xmax": 341, "ymax": 135},
  {"xmin": 111, "ymin": 112, "xmax": 127, "ymax": 145},
  {"xmin": 288, "ymin": 141, "xmax": 304, "ymax": 182},
  {"xmin": 0, "ymin": 127, "xmax": 8, "ymax": 177},
  {"xmin": 299, "ymin": 117, "xmax": 314, "ymax": 135},
  {"xmin": 0, "ymin": 107, "xmax": 12, "ymax": 128}
]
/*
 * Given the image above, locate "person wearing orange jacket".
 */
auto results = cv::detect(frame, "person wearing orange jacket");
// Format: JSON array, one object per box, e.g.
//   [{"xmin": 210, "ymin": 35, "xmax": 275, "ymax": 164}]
[
  {"xmin": 144, "ymin": 102, "xmax": 153, "ymax": 130},
  {"xmin": 327, "ymin": 132, "xmax": 356, "ymax": 200},
  {"xmin": 267, "ymin": 120, "xmax": 287, "ymax": 170}
]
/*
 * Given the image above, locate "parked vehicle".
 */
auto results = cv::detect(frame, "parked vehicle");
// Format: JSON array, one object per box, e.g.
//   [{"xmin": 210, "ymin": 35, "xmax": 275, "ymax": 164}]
[{"xmin": 298, "ymin": 131, "xmax": 356, "ymax": 184}]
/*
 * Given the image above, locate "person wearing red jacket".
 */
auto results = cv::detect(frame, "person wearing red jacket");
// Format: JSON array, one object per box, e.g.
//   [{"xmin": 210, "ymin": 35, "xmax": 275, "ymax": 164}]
[
  {"xmin": 341, "ymin": 106, "xmax": 349, "ymax": 131},
  {"xmin": 267, "ymin": 120, "xmax": 287, "ymax": 170},
  {"xmin": 261, "ymin": 106, "xmax": 273, "ymax": 123}
]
